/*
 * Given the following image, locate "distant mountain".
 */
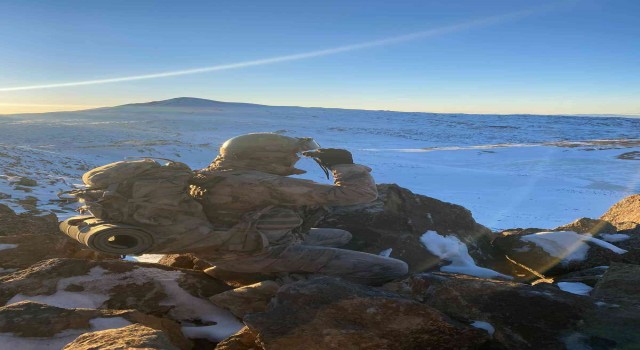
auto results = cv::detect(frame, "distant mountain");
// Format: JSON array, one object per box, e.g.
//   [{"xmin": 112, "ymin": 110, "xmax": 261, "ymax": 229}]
[{"xmin": 116, "ymin": 97, "xmax": 265, "ymax": 109}]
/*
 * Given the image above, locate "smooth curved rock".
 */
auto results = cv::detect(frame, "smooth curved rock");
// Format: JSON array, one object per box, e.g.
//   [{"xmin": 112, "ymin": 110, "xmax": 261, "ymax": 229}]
[
  {"xmin": 62, "ymin": 324, "xmax": 180, "ymax": 350},
  {"xmin": 600, "ymin": 194, "xmax": 640, "ymax": 230}
]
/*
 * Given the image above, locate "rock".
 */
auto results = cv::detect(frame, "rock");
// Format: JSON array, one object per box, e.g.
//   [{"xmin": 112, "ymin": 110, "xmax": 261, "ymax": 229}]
[
  {"xmin": 491, "ymin": 230, "xmax": 630, "ymax": 277},
  {"xmin": 591, "ymin": 263, "xmax": 640, "ymax": 306},
  {"xmin": 0, "ymin": 301, "xmax": 191, "ymax": 350},
  {"xmin": 210, "ymin": 281, "xmax": 280, "ymax": 318},
  {"xmin": 580, "ymin": 263, "xmax": 640, "ymax": 349},
  {"xmin": 0, "ymin": 234, "xmax": 114, "ymax": 274},
  {"xmin": 15, "ymin": 177, "xmax": 37, "ymax": 187},
  {"xmin": 554, "ymin": 266, "xmax": 609, "ymax": 287},
  {"xmin": 63, "ymin": 324, "xmax": 180, "ymax": 350},
  {"xmin": 0, "ymin": 204, "xmax": 59, "ymax": 236},
  {"xmin": 244, "ymin": 276, "xmax": 489, "ymax": 350},
  {"xmin": 0, "ymin": 258, "xmax": 243, "ymax": 342},
  {"xmin": 554, "ymin": 217, "xmax": 616, "ymax": 235},
  {"xmin": 157, "ymin": 253, "xmax": 213, "ymax": 271},
  {"xmin": 600, "ymin": 194, "xmax": 640, "ymax": 230},
  {"xmin": 384, "ymin": 272, "xmax": 596, "ymax": 349},
  {"xmin": 215, "ymin": 327, "xmax": 262, "ymax": 350},
  {"xmin": 318, "ymin": 184, "xmax": 493, "ymax": 272}
]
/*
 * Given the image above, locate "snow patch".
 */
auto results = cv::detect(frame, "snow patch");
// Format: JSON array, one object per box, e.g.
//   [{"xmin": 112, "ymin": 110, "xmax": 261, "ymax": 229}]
[
  {"xmin": 598, "ymin": 233, "xmax": 630, "ymax": 243},
  {"xmin": 557, "ymin": 282, "xmax": 593, "ymax": 296},
  {"xmin": 520, "ymin": 231, "xmax": 627, "ymax": 263},
  {"xmin": 470, "ymin": 321, "xmax": 495, "ymax": 337},
  {"xmin": 0, "ymin": 244, "xmax": 18, "ymax": 251},
  {"xmin": 123, "ymin": 254, "xmax": 165, "ymax": 263},
  {"xmin": 378, "ymin": 248, "xmax": 392, "ymax": 257},
  {"xmin": 89, "ymin": 317, "xmax": 132, "ymax": 330},
  {"xmin": 420, "ymin": 231, "xmax": 512, "ymax": 279}
]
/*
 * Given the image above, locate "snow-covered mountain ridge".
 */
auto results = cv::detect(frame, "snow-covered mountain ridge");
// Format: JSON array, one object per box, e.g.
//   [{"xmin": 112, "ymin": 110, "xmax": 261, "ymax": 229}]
[{"xmin": 1, "ymin": 97, "xmax": 639, "ymax": 230}]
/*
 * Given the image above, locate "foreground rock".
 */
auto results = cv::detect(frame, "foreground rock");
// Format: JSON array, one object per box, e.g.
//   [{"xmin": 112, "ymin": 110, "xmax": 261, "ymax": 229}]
[
  {"xmin": 600, "ymin": 194, "xmax": 640, "ymax": 231},
  {"xmin": 243, "ymin": 277, "xmax": 489, "ymax": 350},
  {"xmin": 0, "ymin": 258, "xmax": 243, "ymax": 342},
  {"xmin": 0, "ymin": 204, "xmax": 59, "ymax": 236},
  {"xmin": 318, "ymin": 184, "xmax": 494, "ymax": 272},
  {"xmin": 0, "ymin": 234, "xmax": 113, "ymax": 274},
  {"xmin": 0, "ymin": 301, "xmax": 191, "ymax": 350},
  {"xmin": 384, "ymin": 273, "xmax": 599, "ymax": 349},
  {"xmin": 210, "ymin": 281, "xmax": 281, "ymax": 319},
  {"xmin": 554, "ymin": 217, "xmax": 616, "ymax": 235},
  {"xmin": 63, "ymin": 324, "xmax": 181, "ymax": 350}
]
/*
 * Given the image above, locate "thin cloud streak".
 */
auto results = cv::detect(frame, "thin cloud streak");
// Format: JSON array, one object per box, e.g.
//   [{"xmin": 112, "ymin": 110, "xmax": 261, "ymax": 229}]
[{"xmin": 0, "ymin": 5, "xmax": 561, "ymax": 92}]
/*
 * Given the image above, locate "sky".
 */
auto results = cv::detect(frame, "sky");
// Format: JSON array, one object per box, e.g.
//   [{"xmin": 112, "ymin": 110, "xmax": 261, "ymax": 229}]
[{"xmin": 0, "ymin": 0, "xmax": 639, "ymax": 115}]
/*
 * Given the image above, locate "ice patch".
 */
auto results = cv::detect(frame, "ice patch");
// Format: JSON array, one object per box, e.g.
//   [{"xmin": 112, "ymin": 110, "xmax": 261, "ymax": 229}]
[
  {"xmin": 379, "ymin": 248, "xmax": 392, "ymax": 257},
  {"xmin": 557, "ymin": 282, "xmax": 593, "ymax": 296},
  {"xmin": 470, "ymin": 321, "xmax": 495, "ymax": 337},
  {"xmin": 0, "ymin": 244, "xmax": 18, "ymax": 251},
  {"xmin": 521, "ymin": 231, "xmax": 627, "ymax": 263},
  {"xmin": 420, "ymin": 231, "xmax": 512, "ymax": 279},
  {"xmin": 599, "ymin": 233, "xmax": 630, "ymax": 243}
]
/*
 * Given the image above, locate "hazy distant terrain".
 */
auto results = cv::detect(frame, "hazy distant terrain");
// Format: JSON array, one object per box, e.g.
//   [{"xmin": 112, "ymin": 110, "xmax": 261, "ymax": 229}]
[{"xmin": 1, "ymin": 97, "xmax": 638, "ymax": 230}]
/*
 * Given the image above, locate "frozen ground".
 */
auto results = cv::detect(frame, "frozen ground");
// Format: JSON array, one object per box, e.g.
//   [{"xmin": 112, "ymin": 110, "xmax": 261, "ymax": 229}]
[{"xmin": 1, "ymin": 97, "xmax": 638, "ymax": 230}]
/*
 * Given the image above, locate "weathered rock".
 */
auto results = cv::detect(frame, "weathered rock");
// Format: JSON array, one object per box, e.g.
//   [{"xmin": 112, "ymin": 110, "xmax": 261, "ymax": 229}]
[
  {"xmin": 318, "ymin": 184, "xmax": 493, "ymax": 272},
  {"xmin": 384, "ymin": 272, "xmax": 597, "ymax": 349},
  {"xmin": 0, "ymin": 258, "xmax": 241, "ymax": 339},
  {"xmin": 157, "ymin": 253, "xmax": 213, "ymax": 271},
  {"xmin": 491, "ymin": 231, "xmax": 630, "ymax": 276},
  {"xmin": 554, "ymin": 266, "xmax": 609, "ymax": 287},
  {"xmin": 578, "ymin": 263, "xmax": 640, "ymax": 349},
  {"xmin": 63, "ymin": 324, "xmax": 180, "ymax": 350},
  {"xmin": 0, "ymin": 301, "xmax": 191, "ymax": 350},
  {"xmin": 600, "ymin": 194, "xmax": 640, "ymax": 230},
  {"xmin": 15, "ymin": 177, "xmax": 38, "ymax": 187},
  {"xmin": 554, "ymin": 217, "xmax": 616, "ymax": 235},
  {"xmin": 244, "ymin": 276, "xmax": 489, "ymax": 350},
  {"xmin": 0, "ymin": 204, "xmax": 59, "ymax": 236},
  {"xmin": 215, "ymin": 327, "xmax": 262, "ymax": 350},
  {"xmin": 0, "ymin": 234, "xmax": 114, "ymax": 274},
  {"xmin": 210, "ymin": 281, "xmax": 280, "ymax": 319}
]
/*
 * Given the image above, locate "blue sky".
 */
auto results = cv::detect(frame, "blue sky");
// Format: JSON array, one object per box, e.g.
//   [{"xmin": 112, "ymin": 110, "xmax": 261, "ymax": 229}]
[{"xmin": 0, "ymin": 0, "xmax": 638, "ymax": 114}]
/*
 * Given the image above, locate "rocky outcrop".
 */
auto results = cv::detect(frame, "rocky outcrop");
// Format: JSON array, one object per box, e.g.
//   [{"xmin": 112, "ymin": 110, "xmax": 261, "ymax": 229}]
[
  {"xmin": 63, "ymin": 324, "xmax": 181, "ymax": 350},
  {"xmin": 554, "ymin": 217, "xmax": 616, "ymax": 235},
  {"xmin": 383, "ymin": 273, "xmax": 597, "ymax": 349},
  {"xmin": 0, "ymin": 301, "xmax": 191, "ymax": 350},
  {"xmin": 600, "ymin": 194, "xmax": 640, "ymax": 231},
  {"xmin": 0, "ymin": 258, "xmax": 242, "ymax": 342},
  {"xmin": 0, "ymin": 203, "xmax": 59, "ymax": 236},
  {"xmin": 0, "ymin": 234, "xmax": 113, "ymax": 274},
  {"xmin": 214, "ymin": 327, "xmax": 262, "ymax": 350},
  {"xmin": 243, "ymin": 277, "xmax": 489, "ymax": 350},
  {"xmin": 318, "ymin": 184, "xmax": 493, "ymax": 272}
]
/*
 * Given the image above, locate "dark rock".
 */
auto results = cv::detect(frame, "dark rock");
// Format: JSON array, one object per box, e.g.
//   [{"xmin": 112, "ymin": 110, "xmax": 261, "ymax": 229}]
[
  {"xmin": 0, "ymin": 301, "xmax": 191, "ymax": 350},
  {"xmin": 244, "ymin": 276, "xmax": 489, "ymax": 350},
  {"xmin": 210, "ymin": 281, "xmax": 281, "ymax": 318},
  {"xmin": 157, "ymin": 253, "xmax": 214, "ymax": 271},
  {"xmin": 215, "ymin": 327, "xmax": 262, "ymax": 350},
  {"xmin": 63, "ymin": 324, "xmax": 181, "ymax": 350},
  {"xmin": 318, "ymin": 184, "xmax": 493, "ymax": 273},
  {"xmin": 555, "ymin": 266, "xmax": 609, "ymax": 287},
  {"xmin": 384, "ymin": 272, "xmax": 595, "ymax": 349},
  {"xmin": 15, "ymin": 177, "xmax": 37, "ymax": 187},
  {"xmin": 554, "ymin": 217, "xmax": 616, "ymax": 235},
  {"xmin": 592, "ymin": 263, "xmax": 640, "ymax": 307}
]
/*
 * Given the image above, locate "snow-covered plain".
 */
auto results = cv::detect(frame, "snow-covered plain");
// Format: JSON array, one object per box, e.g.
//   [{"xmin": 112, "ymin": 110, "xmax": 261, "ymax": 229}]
[{"xmin": 1, "ymin": 97, "xmax": 639, "ymax": 230}]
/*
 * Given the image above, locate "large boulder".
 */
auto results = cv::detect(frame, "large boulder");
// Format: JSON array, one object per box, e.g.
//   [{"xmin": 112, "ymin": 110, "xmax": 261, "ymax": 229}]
[
  {"xmin": 554, "ymin": 217, "xmax": 617, "ymax": 235},
  {"xmin": 63, "ymin": 324, "xmax": 181, "ymax": 350},
  {"xmin": 0, "ymin": 258, "xmax": 243, "ymax": 342},
  {"xmin": 243, "ymin": 276, "xmax": 489, "ymax": 350},
  {"xmin": 210, "ymin": 281, "xmax": 281, "ymax": 319},
  {"xmin": 318, "ymin": 184, "xmax": 493, "ymax": 272},
  {"xmin": 600, "ymin": 194, "xmax": 640, "ymax": 231},
  {"xmin": 215, "ymin": 327, "xmax": 262, "ymax": 350},
  {"xmin": 383, "ymin": 272, "xmax": 597, "ymax": 349},
  {"xmin": 0, "ymin": 301, "xmax": 191, "ymax": 350},
  {"xmin": 0, "ymin": 234, "xmax": 113, "ymax": 275}
]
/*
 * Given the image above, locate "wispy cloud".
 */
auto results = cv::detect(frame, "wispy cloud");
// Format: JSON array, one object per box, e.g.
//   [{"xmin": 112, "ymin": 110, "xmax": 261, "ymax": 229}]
[{"xmin": 0, "ymin": 4, "xmax": 567, "ymax": 92}]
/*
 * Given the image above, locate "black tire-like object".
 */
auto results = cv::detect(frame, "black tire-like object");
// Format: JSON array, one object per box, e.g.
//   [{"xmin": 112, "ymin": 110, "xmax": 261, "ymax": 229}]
[{"xmin": 60, "ymin": 216, "xmax": 154, "ymax": 255}]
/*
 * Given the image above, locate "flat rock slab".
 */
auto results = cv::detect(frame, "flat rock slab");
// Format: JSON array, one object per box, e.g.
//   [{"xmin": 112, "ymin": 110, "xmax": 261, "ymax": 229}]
[
  {"xmin": 244, "ymin": 276, "xmax": 488, "ymax": 350},
  {"xmin": 62, "ymin": 323, "xmax": 180, "ymax": 350}
]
